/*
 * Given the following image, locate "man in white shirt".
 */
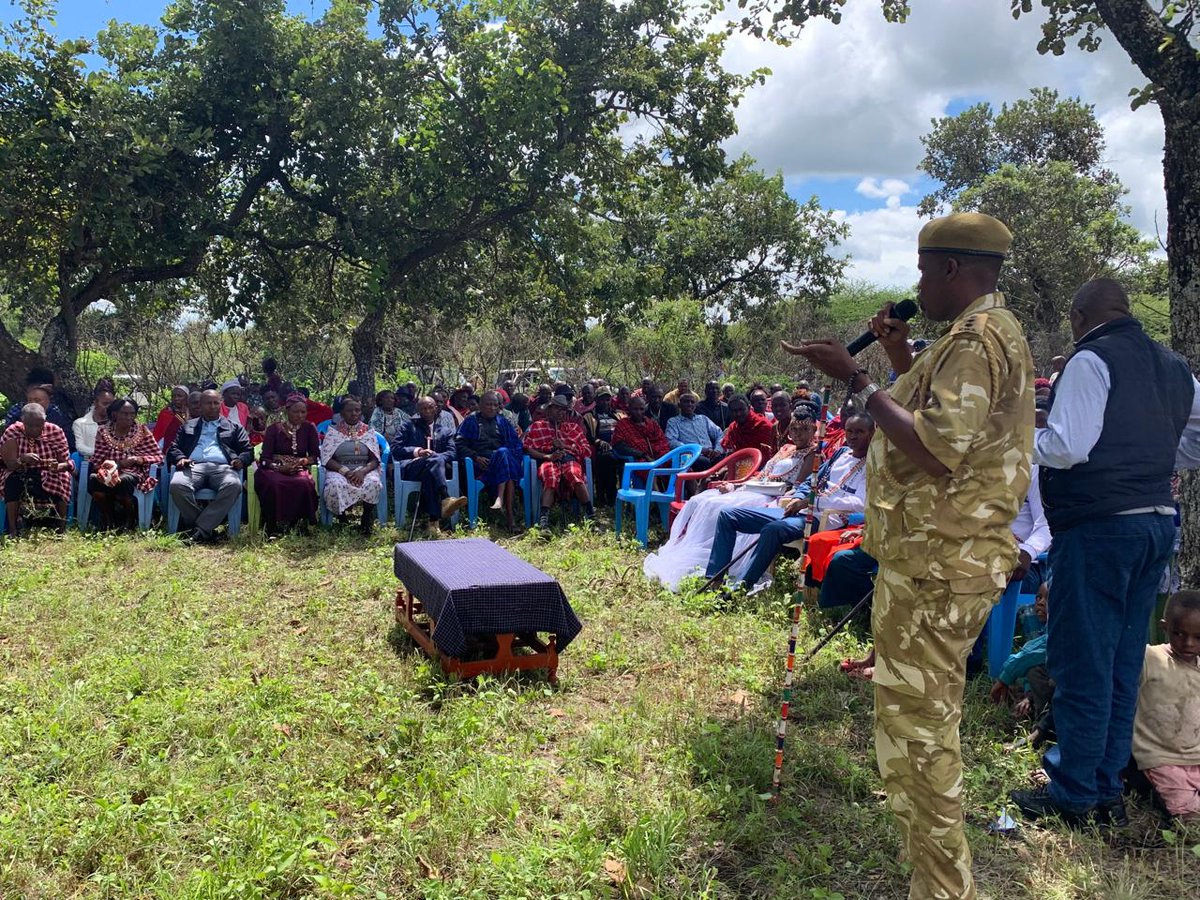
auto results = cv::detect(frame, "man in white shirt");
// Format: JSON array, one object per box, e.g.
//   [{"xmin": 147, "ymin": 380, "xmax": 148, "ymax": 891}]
[
  {"xmin": 1010, "ymin": 463, "xmax": 1052, "ymax": 592},
  {"xmin": 1013, "ymin": 278, "xmax": 1200, "ymax": 829},
  {"xmin": 704, "ymin": 413, "xmax": 874, "ymax": 590},
  {"xmin": 665, "ymin": 392, "xmax": 723, "ymax": 463}
]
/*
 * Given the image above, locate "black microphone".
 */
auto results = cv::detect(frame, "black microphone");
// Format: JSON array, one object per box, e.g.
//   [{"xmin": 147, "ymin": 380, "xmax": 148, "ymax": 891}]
[{"xmin": 845, "ymin": 299, "xmax": 919, "ymax": 356}]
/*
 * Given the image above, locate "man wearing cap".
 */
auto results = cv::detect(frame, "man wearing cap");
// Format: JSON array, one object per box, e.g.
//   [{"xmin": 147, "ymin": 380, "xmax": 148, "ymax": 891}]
[
  {"xmin": 785, "ymin": 212, "xmax": 1033, "ymax": 900},
  {"xmin": 523, "ymin": 395, "xmax": 594, "ymax": 528}
]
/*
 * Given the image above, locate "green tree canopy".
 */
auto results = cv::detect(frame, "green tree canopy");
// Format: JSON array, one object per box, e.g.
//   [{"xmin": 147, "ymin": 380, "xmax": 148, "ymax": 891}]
[{"xmin": 918, "ymin": 90, "xmax": 1152, "ymax": 349}]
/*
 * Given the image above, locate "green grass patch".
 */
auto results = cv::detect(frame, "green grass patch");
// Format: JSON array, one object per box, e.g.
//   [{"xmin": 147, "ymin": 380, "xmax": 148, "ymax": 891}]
[{"xmin": 0, "ymin": 525, "xmax": 1195, "ymax": 898}]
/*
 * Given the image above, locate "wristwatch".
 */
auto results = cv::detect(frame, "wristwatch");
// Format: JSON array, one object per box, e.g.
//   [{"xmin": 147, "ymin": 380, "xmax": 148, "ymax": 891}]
[{"xmin": 853, "ymin": 381, "xmax": 883, "ymax": 407}]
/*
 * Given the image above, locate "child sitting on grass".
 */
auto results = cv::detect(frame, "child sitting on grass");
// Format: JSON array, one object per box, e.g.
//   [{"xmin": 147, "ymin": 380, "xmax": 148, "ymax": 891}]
[{"xmin": 1133, "ymin": 590, "xmax": 1200, "ymax": 822}]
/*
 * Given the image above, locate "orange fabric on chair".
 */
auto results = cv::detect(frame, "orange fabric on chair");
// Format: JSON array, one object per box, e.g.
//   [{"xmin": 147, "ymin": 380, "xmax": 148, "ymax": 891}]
[{"xmin": 804, "ymin": 528, "xmax": 864, "ymax": 583}]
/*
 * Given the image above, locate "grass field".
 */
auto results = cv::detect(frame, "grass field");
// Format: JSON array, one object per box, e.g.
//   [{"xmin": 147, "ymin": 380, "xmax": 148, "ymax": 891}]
[{"xmin": 0, "ymin": 522, "xmax": 1196, "ymax": 899}]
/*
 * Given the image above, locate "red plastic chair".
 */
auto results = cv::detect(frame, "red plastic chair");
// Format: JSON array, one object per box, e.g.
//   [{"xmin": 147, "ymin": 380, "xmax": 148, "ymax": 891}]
[{"xmin": 668, "ymin": 447, "xmax": 764, "ymax": 527}]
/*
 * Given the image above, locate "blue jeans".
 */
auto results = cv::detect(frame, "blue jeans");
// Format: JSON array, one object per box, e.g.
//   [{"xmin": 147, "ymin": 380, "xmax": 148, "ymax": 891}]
[
  {"xmin": 704, "ymin": 507, "xmax": 808, "ymax": 588},
  {"xmin": 818, "ymin": 547, "xmax": 878, "ymax": 609},
  {"xmin": 1044, "ymin": 513, "xmax": 1175, "ymax": 811}
]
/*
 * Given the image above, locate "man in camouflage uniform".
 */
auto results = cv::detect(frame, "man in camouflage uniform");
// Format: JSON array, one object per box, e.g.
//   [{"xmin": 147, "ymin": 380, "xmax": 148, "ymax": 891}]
[{"xmin": 785, "ymin": 212, "xmax": 1033, "ymax": 899}]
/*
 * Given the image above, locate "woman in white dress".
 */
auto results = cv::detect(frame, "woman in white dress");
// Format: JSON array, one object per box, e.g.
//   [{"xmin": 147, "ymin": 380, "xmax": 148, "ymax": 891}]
[{"xmin": 644, "ymin": 410, "xmax": 821, "ymax": 590}]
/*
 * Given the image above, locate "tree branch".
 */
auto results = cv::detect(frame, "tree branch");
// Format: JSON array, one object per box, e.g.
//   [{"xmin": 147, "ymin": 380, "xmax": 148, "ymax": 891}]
[{"xmin": 1094, "ymin": 0, "xmax": 1200, "ymax": 98}]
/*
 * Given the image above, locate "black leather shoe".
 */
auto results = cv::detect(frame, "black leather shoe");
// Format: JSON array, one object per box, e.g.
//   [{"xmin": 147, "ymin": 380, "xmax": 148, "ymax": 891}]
[
  {"xmin": 1095, "ymin": 796, "xmax": 1129, "ymax": 828},
  {"xmin": 1010, "ymin": 786, "xmax": 1094, "ymax": 827}
]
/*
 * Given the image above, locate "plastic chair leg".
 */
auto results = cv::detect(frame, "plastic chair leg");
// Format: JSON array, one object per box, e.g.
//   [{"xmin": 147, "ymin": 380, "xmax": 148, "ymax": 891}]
[
  {"xmin": 987, "ymin": 582, "xmax": 1022, "ymax": 678},
  {"xmin": 634, "ymin": 500, "xmax": 650, "ymax": 548}
]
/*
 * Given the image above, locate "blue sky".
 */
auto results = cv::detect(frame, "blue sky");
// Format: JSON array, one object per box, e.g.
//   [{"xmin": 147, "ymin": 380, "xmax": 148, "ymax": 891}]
[{"xmin": 3, "ymin": 0, "xmax": 1166, "ymax": 287}]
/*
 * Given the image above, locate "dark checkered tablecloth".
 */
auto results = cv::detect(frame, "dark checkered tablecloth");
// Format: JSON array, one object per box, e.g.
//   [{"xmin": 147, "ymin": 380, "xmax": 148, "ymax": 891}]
[{"xmin": 393, "ymin": 538, "xmax": 583, "ymax": 658}]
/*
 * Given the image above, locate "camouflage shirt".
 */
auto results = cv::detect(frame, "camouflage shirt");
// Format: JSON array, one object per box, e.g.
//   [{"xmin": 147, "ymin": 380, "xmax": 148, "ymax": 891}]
[{"xmin": 863, "ymin": 292, "xmax": 1034, "ymax": 590}]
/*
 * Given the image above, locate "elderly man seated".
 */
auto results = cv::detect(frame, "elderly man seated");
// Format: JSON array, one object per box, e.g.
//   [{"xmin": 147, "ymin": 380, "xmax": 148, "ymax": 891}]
[
  {"xmin": 612, "ymin": 395, "xmax": 668, "ymax": 463},
  {"xmin": 665, "ymin": 392, "xmax": 724, "ymax": 469},
  {"xmin": 168, "ymin": 389, "xmax": 253, "ymax": 542},
  {"xmin": 394, "ymin": 396, "xmax": 468, "ymax": 535},
  {"xmin": 0, "ymin": 403, "xmax": 74, "ymax": 534},
  {"xmin": 458, "ymin": 391, "xmax": 524, "ymax": 531},
  {"xmin": 523, "ymin": 395, "xmax": 594, "ymax": 528},
  {"xmin": 704, "ymin": 412, "xmax": 875, "ymax": 591},
  {"xmin": 4, "ymin": 380, "xmax": 76, "ymax": 452}
]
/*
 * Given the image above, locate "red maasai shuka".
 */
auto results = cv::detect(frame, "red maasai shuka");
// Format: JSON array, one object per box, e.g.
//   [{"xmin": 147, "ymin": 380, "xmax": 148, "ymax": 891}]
[{"xmin": 0, "ymin": 421, "xmax": 74, "ymax": 500}]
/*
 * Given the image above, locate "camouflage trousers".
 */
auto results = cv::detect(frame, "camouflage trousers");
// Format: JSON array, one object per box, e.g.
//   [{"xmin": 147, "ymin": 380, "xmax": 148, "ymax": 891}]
[{"xmin": 872, "ymin": 566, "xmax": 997, "ymax": 900}]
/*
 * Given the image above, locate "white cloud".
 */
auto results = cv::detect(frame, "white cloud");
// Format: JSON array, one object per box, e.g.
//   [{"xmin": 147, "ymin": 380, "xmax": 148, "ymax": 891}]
[
  {"xmin": 833, "ymin": 203, "xmax": 922, "ymax": 289},
  {"xmin": 855, "ymin": 177, "xmax": 912, "ymax": 204},
  {"xmin": 717, "ymin": 0, "xmax": 1168, "ymax": 277}
]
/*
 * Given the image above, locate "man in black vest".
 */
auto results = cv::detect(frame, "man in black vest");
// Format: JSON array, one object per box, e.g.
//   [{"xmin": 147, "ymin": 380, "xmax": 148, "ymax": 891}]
[{"xmin": 1012, "ymin": 278, "xmax": 1200, "ymax": 827}]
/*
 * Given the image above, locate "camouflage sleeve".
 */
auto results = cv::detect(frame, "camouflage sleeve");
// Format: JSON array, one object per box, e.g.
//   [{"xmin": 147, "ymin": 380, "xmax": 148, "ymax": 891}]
[{"xmin": 912, "ymin": 334, "xmax": 995, "ymax": 473}]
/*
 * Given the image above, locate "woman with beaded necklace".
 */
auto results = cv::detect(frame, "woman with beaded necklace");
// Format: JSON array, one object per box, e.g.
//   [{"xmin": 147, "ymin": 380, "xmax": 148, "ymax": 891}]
[
  {"xmin": 255, "ymin": 394, "xmax": 319, "ymax": 534},
  {"xmin": 642, "ymin": 407, "xmax": 822, "ymax": 591},
  {"xmin": 89, "ymin": 398, "xmax": 163, "ymax": 530},
  {"xmin": 319, "ymin": 396, "xmax": 382, "ymax": 534}
]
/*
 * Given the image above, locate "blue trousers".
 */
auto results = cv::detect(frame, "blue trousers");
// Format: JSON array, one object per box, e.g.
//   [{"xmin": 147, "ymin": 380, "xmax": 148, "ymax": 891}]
[
  {"xmin": 818, "ymin": 547, "xmax": 878, "ymax": 609},
  {"xmin": 704, "ymin": 507, "xmax": 808, "ymax": 588},
  {"xmin": 1044, "ymin": 513, "xmax": 1175, "ymax": 811}
]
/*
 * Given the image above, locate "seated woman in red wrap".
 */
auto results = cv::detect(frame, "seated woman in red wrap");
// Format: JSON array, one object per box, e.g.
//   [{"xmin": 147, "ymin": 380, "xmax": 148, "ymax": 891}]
[
  {"xmin": 523, "ymin": 396, "xmax": 593, "ymax": 529},
  {"xmin": 89, "ymin": 398, "xmax": 163, "ymax": 530}
]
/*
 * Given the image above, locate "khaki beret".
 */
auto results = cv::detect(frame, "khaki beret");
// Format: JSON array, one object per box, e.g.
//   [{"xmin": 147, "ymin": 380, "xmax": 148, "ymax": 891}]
[
  {"xmin": 918, "ymin": 212, "xmax": 1012, "ymax": 259},
  {"xmin": 594, "ymin": 386, "xmax": 613, "ymax": 398}
]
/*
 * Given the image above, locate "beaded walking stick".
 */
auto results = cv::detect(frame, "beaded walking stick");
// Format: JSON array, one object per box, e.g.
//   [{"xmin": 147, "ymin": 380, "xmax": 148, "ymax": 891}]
[{"xmin": 771, "ymin": 383, "xmax": 831, "ymax": 799}]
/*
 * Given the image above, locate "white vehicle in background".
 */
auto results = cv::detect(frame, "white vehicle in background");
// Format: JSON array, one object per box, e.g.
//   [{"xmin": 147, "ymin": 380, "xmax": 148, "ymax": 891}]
[
  {"xmin": 112, "ymin": 373, "xmax": 150, "ymax": 408},
  {"xmin": 497, "ymin": 361, "xmax": 571, "ymax": 392}
]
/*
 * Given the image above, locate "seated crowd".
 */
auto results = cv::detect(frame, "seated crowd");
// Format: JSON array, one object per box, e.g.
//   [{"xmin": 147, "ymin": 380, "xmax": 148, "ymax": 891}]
[
  {"xmin": 4, "ymin": 342, "xmax": 1197, "ymax": 826},
  {"xmin": 1, "ymin": 359, "xmax": 836, "ymax": 544}
]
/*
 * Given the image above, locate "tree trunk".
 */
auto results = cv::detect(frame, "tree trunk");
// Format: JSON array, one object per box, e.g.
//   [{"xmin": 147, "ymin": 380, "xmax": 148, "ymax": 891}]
[
  {"xmin": 1164, "ymin": 100, "xmax": 1200, "ymax": 584},
  {"xmin": 0, "ymin": 325, "xmax": 42, "ymax": 412},
  {"xmin": 350, "ymin": 307, "xmax": 384, "ymax": 399},
  {"xmin": 38, "ymin": 309, "xmax": 91, "ymax": 419}
]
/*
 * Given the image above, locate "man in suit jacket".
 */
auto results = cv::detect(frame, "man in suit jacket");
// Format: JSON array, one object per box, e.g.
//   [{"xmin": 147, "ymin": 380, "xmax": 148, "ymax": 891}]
[
  {"xmin": 168, "ymin": 389, "xmax": 253, "ymax": 542},
  {"xmin": 393, "ymin": 395, "xmax": 468, "ymax": 534}
]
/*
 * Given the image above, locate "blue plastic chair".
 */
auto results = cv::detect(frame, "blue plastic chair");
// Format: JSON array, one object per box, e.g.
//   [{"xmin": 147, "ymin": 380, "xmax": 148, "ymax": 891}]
[
  {"xmin": 613, "ymin": 444, "xmax": 701, "ymax": 547},
  {"xmin": 986, "ymin": 580, "xmax": 1037, "ymax": 678},
  {"xmin": 165, "ymin": 464, "xmax": 245, "ymax": 537},
  {"xmin": 317, "ymin": 432, "xmax": 389, "ymax": 526},
  {"xmin": 521, "ymin": 454, "xmax": 595, "ymax": 527},
  {"xmin": 77, "ymin": 458, "xmax": 160, "ymax": 531},
  {"xmin": 68, "ymin": 452, "xmax": 84, "ymax": 527},
  {"xmin": 393, "ymin": 456, "xmax": 461, "ymax": 528},
  {"xmin": 463, "ymin": 454, "xmax": 527, "ymax": 528}
]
